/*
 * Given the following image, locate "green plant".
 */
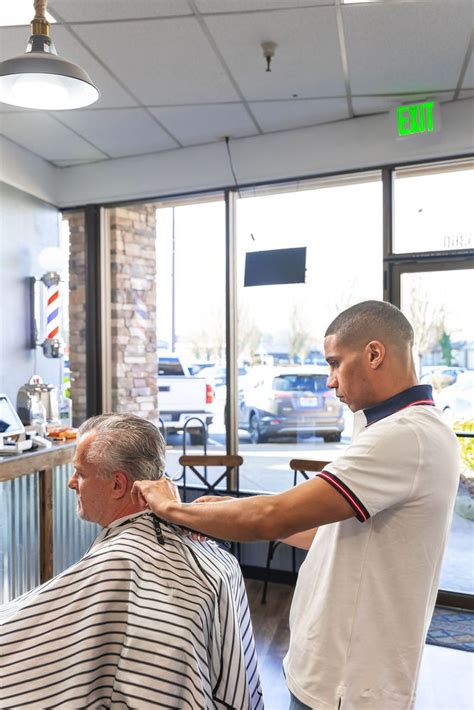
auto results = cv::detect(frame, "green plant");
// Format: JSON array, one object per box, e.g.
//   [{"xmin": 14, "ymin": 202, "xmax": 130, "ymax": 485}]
[{"xmin": 454, "ymin": 419, "xmax": 474, "ymax": 471}]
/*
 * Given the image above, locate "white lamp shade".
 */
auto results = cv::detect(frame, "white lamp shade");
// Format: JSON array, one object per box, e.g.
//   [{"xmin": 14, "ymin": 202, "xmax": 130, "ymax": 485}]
[
  {"xmin": 39, "ymin": 246, "xmax": 66, "ymax": 273},
  {"xmin": 0, "ymin": 51, "xmax": 99, "ymax": 110}
]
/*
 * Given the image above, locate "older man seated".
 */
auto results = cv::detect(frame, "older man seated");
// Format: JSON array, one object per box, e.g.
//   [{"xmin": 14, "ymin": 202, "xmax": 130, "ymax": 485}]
[{"xmin": 0, "ymin": 413, "xmax": 263, "ymax": 710}]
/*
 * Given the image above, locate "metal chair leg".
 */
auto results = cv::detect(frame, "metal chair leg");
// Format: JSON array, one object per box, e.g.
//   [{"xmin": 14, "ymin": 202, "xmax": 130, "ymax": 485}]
[{"xmin": 261, "ymin": 540, "xmax": 281, "ymax": 604}]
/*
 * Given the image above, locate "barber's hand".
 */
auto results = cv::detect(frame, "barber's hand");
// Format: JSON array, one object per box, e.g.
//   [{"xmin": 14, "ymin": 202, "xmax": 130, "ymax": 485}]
[
  {"xmin": 188, "ymin": 495, "xmax": 235, "ymax": 541},
  {"xmin": 132, "ymin": 477, "xmax": 180, "ymax": 516}
]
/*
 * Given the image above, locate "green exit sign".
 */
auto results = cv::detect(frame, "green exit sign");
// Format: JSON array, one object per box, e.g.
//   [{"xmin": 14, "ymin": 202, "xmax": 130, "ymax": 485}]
[{"xmin": 394, "ymin": 100, "xmax": 440, "ymax": 137}]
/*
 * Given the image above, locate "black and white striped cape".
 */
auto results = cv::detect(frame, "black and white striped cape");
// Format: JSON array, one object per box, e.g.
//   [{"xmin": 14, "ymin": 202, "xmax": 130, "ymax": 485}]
[{"xmin": 0, "ymin": 512, "xmax": 264, "ymax": 709}]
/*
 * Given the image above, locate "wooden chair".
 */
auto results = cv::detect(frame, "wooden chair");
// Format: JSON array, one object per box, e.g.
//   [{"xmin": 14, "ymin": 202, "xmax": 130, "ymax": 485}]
[
  {"xmin": 261, "ymin": 458, "xmax": 330, "ymax": 604},
  {"xmin": 178, "ymin": 453, "xmax": 243, "ymax": 558}
]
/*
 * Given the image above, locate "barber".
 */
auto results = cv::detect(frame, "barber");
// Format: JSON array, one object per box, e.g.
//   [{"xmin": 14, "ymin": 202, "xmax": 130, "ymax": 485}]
[{"xmin": 133, "ymin": 300, "xmax": 459, "ymax": 710}]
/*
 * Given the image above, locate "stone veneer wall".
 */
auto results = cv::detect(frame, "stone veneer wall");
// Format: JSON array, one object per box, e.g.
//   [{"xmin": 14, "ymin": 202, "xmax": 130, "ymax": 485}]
[
  {"xmin": 108, "ymin": 205, "xmax": 158, "ymax": 422},
  {"xmin": 67, "ymin": 211, "xmax": 88, "ymax": 427}
]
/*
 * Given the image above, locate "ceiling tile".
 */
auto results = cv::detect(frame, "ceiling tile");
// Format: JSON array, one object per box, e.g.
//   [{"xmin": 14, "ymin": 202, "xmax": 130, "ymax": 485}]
[
  {"xmin": 49, "ymin": 1, "xmax": 191, "ymax": 22},
  {"xmin": 0, "ymin": 25, "xmax": 138, "ymax": 108},
  {"xmin": 150, "ymin": 103, "xmax": 257, "ymax": 145},
  {"xmin": 353, "ymin": 92, "xmax": 455, "ymax": 116},
  {"xmin": 76, "ymin": 18, "xmax": 240, "ymax": 104},
  {"xmin": 54, "ymin": 108, "xmax": 178, "ymax": 157},
  {"xmin": 0, "ymin": 26, "xmax": 35, "ymax": 60},
  {"xmin": 249, "ymin": 98, "xmax": 349, "ymax": 132},
  {"xmin": 196, "ymin": 0, "xmax": 332, "ymax": 11},
  {"xmin": 0, "ymin": 113, "xmax": 106, "ymax": 161},
  {"xmin": 205, "ymin": 6, "xmax": 346, "ymax": 101},
  {"xmin": 343, "ymin": 2, "xmax": 473, "ymax": 95}
]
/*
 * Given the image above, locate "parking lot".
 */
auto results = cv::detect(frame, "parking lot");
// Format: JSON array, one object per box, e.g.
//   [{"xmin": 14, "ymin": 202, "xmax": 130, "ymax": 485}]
[{"xmin": 164, "ymin": 408, "xmax": 353, "ymax": 493}]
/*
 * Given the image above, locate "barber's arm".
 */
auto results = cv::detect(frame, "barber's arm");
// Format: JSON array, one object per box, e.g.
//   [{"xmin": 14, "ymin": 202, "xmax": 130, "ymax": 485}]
[
  {"xmin": 279, "ymin": 528, "xmax": 318, "ymax": 550},
  {"xmin": 132, "ymin": 476, "xmax": 354, "ymax": 542}
]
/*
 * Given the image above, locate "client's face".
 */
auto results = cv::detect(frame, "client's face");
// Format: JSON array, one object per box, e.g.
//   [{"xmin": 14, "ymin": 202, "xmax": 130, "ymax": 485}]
[{"xmin": 68, "ymin": 433, "xmax": 114, "ymax": 526}]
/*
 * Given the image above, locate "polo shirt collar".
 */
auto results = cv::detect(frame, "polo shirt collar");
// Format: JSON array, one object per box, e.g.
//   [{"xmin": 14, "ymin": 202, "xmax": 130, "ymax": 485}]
[{"xmin": 363, "ymin": 384, "xmax": 435, "ymax": 427}]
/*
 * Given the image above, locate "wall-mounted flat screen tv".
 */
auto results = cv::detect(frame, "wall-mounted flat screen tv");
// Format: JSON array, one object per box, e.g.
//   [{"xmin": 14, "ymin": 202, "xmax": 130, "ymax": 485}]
[{"xmin": 244, "ymin": 247, "xmax": 306, "ymax": 287}]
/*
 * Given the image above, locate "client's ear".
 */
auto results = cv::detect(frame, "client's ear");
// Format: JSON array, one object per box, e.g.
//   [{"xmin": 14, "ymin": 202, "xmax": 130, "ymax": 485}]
[{"xmin": 111, "ymin": 471, "xmax": 129, "ymax": 499}]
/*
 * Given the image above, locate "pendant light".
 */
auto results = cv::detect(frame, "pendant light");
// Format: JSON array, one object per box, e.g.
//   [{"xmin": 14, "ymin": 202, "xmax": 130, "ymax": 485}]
[{"xmin": 0, "ymin": 0, "xmax": 99, "ymax": 110}]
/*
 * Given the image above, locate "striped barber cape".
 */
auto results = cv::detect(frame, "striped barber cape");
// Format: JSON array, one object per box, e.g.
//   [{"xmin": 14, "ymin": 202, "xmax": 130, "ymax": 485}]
[{"xmin": 0, "ymin": 512, "xmax": 264, "ymax": 709}]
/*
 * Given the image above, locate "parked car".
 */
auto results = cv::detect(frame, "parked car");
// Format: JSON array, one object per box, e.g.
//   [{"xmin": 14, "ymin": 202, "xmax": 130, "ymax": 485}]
[
  {"xmin": 189, "ymin": 361, "xmax": 215, "ymax": 376},
  {"xmin": 204, "ymin": 365, "xmax": 248, "ymax": 388},
  {"xmin": 434, "ymin": 371, "xmax": 474, "ymax": 425},
  {"xmin": 204, "ymin": 365, "xmax": 249, "ymax": 401},
  {"xmin": 420, "ymin": 366, "xmax": 465, "ymax": 391},
  {"xmin": 238, "ymin": 366, "xmax": 344, "ymax": 443},
  {"xmin": 158, "ymin": 354, "xmax": 214, "ymax": 444}
]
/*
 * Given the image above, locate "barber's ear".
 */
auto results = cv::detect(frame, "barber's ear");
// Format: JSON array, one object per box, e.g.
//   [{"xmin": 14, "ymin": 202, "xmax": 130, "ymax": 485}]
[
  {"xmin": 111, "ymin": 471, "xmax": 129, "ymax": 499},
  {"xmin": 366, "ymin": 340, "xmax": 385, "ymax": 369}
]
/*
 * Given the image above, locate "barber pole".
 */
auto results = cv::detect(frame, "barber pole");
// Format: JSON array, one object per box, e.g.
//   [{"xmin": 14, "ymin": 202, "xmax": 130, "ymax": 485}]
[
  {"xmin": 40, "ymin": 271, "xmax": 65, "ymax": 358},
  {"xmin": 46, "ymin": 282, "xmax": 60, "ymax": 340}
]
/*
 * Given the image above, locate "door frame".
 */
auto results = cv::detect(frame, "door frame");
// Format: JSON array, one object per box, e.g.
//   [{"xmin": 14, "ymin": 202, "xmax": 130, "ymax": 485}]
[{"xmin": 391, "ymin": 257, "xmax": 474, "ymax": 610}]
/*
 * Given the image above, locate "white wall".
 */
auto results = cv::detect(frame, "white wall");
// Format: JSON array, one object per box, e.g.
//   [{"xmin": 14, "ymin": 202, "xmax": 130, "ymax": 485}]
[
  {"xmin": 0, "ymin": 99, "xmax": 472, "ymax": 208},
  {"xmin": 0, "ymin": 182, "xmax": 62, "ymax": 405}
]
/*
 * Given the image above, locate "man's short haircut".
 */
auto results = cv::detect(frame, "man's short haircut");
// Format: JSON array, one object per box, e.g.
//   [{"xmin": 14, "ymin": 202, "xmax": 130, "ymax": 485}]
[
  {"xmin": 78, "ymin": 413, "xmax": 166, "ymax": 482},
  {"xmin": 325, "ymin": 300, "xmax": 414, "ymax": 350}
]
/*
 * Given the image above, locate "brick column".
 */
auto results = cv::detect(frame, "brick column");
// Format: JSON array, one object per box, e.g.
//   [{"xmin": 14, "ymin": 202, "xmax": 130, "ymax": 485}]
[
  {"xmin": 108, "ymin": 205, "xmax": 158, "ymax": 422},
  {"xmin": 67, "ymin": 211, "xmax": 87, "ymax": 426}
]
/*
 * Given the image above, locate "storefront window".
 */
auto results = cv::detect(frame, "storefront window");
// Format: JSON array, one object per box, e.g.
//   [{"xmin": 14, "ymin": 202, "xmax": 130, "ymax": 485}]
[{"xmin": 394, "ymin": 160, "xmax": 473, "ymax": 254}]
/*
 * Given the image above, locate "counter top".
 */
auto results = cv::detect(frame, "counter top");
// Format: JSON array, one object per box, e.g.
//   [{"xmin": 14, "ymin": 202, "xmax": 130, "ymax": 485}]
[{"xmin": 0, "ymin": 441, "xmax": 76, "ymax": 482}]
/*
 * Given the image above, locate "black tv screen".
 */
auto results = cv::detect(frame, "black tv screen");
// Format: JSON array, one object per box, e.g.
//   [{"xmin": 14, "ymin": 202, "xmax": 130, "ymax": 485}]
[{"xmin": 244, "ymin": 247, "xmax": 306, "ymax": 287}]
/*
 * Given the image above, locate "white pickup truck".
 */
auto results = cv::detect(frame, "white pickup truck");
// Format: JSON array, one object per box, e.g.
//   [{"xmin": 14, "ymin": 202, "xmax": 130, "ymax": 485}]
[{"xmin": 158, "ymin": 354, "xmax": 214, "ymax": 444}]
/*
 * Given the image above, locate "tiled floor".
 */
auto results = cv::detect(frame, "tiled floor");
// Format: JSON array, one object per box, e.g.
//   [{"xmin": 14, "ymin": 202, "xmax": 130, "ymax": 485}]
[{"xmin": 246, "ymin": 579, "xmax": 474, "ymax": 710}]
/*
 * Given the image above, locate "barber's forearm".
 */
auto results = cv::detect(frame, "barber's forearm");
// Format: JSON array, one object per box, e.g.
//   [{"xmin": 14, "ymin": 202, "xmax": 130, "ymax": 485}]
[
  {"xmin": 280, "ymin": 527, "xmax": 318, "ymax": 550},
  {"xmin": 159, "ymin": 495, "xmax": 286, "ymax": 542}
]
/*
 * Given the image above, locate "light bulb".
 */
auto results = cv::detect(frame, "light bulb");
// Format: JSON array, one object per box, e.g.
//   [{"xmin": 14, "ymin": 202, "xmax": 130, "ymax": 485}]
[
  {"xmin": 10, "ymin": 73, "xmax": 68, "ymax": 109},
  {"xmin": 0, "ymin": 69, "xmax": 98, "ymax": 110}
]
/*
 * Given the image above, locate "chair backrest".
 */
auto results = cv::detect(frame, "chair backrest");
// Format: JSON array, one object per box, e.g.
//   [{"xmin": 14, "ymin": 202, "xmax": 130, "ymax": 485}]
[
  {"xmin": 178, "ymin": 454, "xmax": 243, "ymax": 497},
  {"xmin": 179, "ymin": 454, "xmax": 243, "ymax": 468},
  {"xmin": 289, "ymin": 459, "xmax": 330, "ymax": 482}
]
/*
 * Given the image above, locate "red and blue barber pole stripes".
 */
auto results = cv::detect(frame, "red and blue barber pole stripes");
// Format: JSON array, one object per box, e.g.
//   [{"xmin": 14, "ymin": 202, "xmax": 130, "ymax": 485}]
[{"xmin": 46, "ymin": 283, "xmax": 60, "ymax": 340}]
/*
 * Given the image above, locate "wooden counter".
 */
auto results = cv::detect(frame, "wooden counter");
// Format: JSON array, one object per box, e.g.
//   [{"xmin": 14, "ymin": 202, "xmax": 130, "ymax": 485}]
[
  {"xmin": 0, "ymin": 441, "xmax": 76, "ymax": 482},
  {"xmin": 0, "ymin": 441, "xmax": 76, "ymax": 585}
]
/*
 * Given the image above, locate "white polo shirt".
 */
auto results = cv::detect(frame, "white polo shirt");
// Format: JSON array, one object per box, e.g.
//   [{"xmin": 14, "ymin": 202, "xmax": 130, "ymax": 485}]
[{"xmin": 283, "ymin": 385, "xmax": 459, "ymax": 710}]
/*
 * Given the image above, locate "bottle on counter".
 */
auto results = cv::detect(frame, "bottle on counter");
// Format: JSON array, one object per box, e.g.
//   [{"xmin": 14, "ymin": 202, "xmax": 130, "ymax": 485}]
[
  {"xmin": 58, "ymin": 388, "xmax": 73, "ymax": 427},
  {"xmin": 31, "ymin": 398, "xmax": 47, "ymax": 436}
]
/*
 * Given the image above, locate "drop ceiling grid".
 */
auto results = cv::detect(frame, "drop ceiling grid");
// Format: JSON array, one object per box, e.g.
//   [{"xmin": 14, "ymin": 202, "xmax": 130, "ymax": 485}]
[
  {"xmin": 461, "ymin": 51, "xmax": 474, "ymax": 90},
  {"xmin": 342, "ymin": 2, "xmax": 474, "ymax": 95},
  {"xmin": 0, "ymin": 113, "xmax": 107, "ymax": 161},
  {"xmin": 52, "ymin": 108, "xmax": 178, "ymax": 157},
  {"xmin": 194, "ymin": 1, "xmax": 334, "ymax": 12},
  {"xmin": 204, "ymin": 6, "xmax": 347, "ymax": 101},
  {"xmin": 48, "ymin": 0, "xmax": 192, "ymax": 23},
  {"xmin": 249, "ymin": 98, "xmax": 349, "ymax": 132},
  {"xmin": 352, "ymin": 91, "xmax": 455, "ymax": 116},
  {"xmin": 49, "ymin": 25, "xmax": 140, "ymax": 108},
  {"xmin": 149, "ymin": 104, "xmax": 258, "ymax": 144},
  {"xmin": 75, "ymin": 17, "xmax": 241, "ymax": 105}
]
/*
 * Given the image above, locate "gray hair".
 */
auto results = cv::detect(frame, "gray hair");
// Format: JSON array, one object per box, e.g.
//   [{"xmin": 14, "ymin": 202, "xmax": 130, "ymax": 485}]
[
  {"xmin": 77, "ymin": 413, "xmax": 166, "ymax": 482},
  {"xmin": 325, "ymin": 300, "xmax": 414, "ymax": 350}
]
